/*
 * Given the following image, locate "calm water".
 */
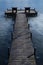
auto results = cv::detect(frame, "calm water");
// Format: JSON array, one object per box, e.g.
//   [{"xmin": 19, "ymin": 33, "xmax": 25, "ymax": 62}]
[{"xmin": 0, "ymin": 0, "xmax": 43, "ymax": 65}]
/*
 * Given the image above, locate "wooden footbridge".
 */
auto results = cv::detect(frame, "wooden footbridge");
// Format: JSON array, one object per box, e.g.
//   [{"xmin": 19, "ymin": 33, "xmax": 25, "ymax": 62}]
[{"xmin": 5, "ymin": 7, "xmax": 37, "ymax": 65}]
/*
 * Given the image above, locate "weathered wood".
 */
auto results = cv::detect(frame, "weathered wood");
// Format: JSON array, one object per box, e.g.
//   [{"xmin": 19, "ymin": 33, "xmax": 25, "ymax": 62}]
[
  {"xmin": 25, "ymin": 7, "xmax": 37, "ymax": 17},
  {"xmin": 5, "ymin": 7, "xmax": 37, "ymax": 17},
  {"xmin": 8, "ymin": 13, "xmax": 36, "ymax": 65}
]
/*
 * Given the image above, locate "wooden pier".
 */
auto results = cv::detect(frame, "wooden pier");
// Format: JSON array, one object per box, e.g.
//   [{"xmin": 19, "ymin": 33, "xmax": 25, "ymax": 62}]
[
  {"xmin": 8, "ymin": 11, "xmax": 36, "ymax": 65},
  {"xmin": 5, "ymin": 7, "xmax": 37, "ymax": 18}
]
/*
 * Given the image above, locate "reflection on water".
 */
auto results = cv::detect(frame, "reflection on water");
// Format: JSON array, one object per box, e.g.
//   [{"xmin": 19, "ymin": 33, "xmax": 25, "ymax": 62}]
[
  {"xmin": 28, "ymin": 13, "xmax": 43, "ymax": 65},
  {"xmin": 0, "ymin": 0, "xmax": 43, "ymax": 65},
  {"xmin": 0, "ymin": 11, "xmax": 13, "ymax": 65}
]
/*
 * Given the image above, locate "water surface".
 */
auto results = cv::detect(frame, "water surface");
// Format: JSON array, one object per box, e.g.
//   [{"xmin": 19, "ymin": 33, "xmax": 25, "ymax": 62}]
[{"xmin": 0, "ymin": 0, "xmax": 43, "ymax": 65}]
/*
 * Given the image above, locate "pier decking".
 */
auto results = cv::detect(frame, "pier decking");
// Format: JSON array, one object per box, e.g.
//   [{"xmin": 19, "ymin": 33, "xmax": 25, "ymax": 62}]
[
  {"xmin": 8, "ymin": 12, "xmax": 36, "ymax": 65},
  {"xmin": 5, "ymin": 7, "xmax": 37, "ymax": 18}
]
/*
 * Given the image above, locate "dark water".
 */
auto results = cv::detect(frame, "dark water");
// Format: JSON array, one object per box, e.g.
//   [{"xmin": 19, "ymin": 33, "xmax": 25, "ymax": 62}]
[
  {"xmin": 0, "ymin": 12, "xmax": 14, "ymax": 65},
  {"xmin": 0, "ymin": 0, "xmax": 43, "ymax": 65},
  {"xmin": 28, "ymin": 13, "xmax": 43, "ymax": 65}
]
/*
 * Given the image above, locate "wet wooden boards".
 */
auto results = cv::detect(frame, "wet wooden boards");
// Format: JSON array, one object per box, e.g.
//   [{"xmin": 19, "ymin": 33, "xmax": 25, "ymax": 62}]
[{"xmin": 8, "ymin": 13, "xmax": 36, "ymax": 65}]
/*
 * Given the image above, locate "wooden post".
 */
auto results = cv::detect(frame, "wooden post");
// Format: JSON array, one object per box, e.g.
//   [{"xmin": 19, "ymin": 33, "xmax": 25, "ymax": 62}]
[
  {"xmin": 34, "ymin": 47, "xmax": 36, "ymax": 56},
  {"xmin": 25, "ymin": 7, "xmax": 30, "ymax": 13},
  {"xmin": 30, "ymin": 32, "xmax": 32, "ymax": 40},
  {"xmin": 28, "ymin": 24, "xmax": 30, "ymax": 29},
  {"xmin": 12, "ymin": 7, "xmax": 17, "ymax": 18}
]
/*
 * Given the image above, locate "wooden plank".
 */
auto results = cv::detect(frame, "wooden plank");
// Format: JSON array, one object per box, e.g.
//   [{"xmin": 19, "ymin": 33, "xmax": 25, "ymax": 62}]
[
  {"xmin": 5, "ymin": 9, "xmax": 37, "ymax": 14},
  {"xmin": 30, "ymin": 10, "xmax": 35, "ymax": 13},
  {"xmin": 8, "ymin": 13, "xmax": 36, "ymax": 65}
]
